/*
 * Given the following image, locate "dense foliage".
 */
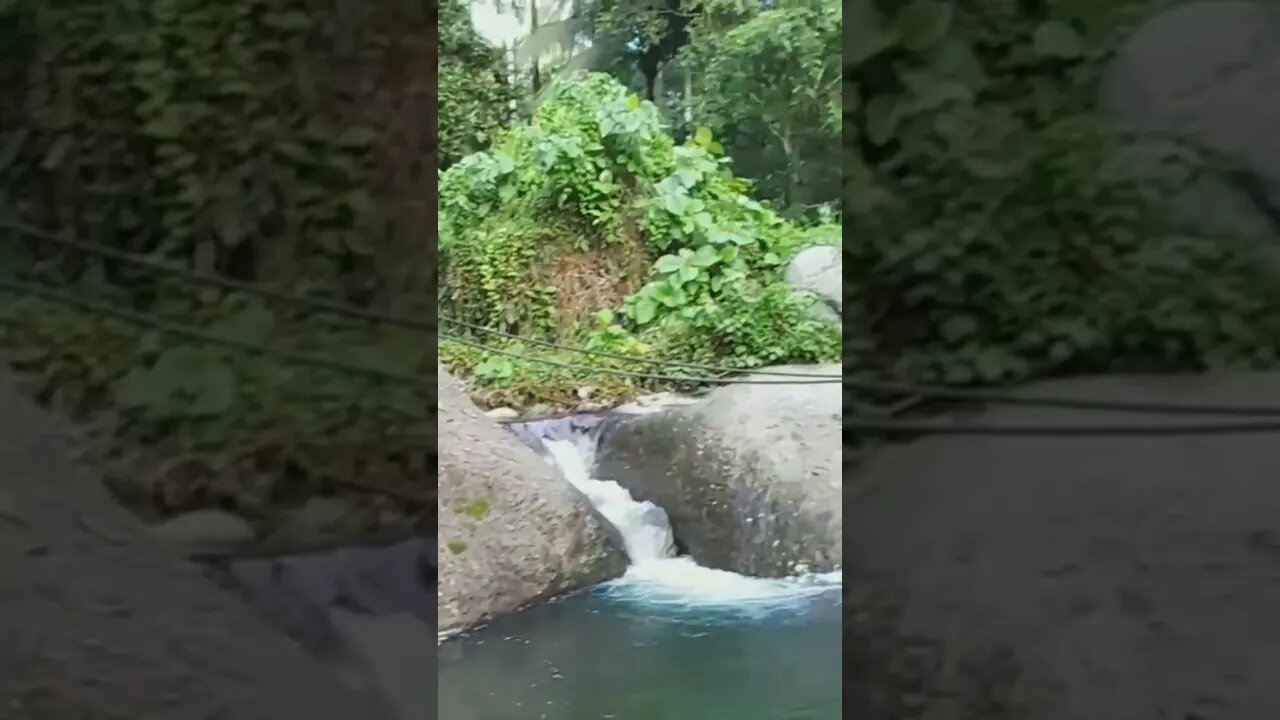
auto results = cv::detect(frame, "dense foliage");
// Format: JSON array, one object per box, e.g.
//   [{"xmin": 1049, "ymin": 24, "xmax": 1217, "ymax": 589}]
[
  {"xmin": 439, "ymin": 73, "xmax": 840, "ymax": 407},
  {"xmin": 442, "ymin": 0, "xmax": 1280, "ymax": 408},
  {"xmin": 682, "ymin": 0, "xmax": 841, "ymax": 212},
  {"xmin": 0, "ymin": 1, "xmax": 434, "ymax": 527},
  {"xmin": 842, "ymin": 0, "xmax": 1280, "ymax": 384},
  {"xmin": 439, "ymin": 0, "xmax": 519, "ymax": 169}
]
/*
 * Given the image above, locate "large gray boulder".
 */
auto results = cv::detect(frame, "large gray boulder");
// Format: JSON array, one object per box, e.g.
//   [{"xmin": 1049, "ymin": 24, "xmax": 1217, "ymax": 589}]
[
  {"xmin": 785, "ymin": 245, "xmax": 842, "ymax": 324},
  {"xmin": 1100, "ymin": 1, "xmax": 1280, "ymax": 250},
  {"xmin": 594, "ymin": 364, "xmax": 841, "ymax": 576},
  {"xmin": 845, "ymin": 372, "xmax": 1280, "ymax": 719},
  {"xmin": 437, "ymin": 367, "xmax": 624, "ymax": 634}
]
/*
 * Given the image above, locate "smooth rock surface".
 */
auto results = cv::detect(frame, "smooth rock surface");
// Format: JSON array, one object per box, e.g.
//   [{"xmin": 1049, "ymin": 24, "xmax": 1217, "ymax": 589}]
[
  {"xmin": 0, "ymin": 371, "xmax": 383, "ymax": 719},
  {"xmin": 266, "ymin": 497, "xmax": 367, "ymax": 546},
  {"xmin": 785, "ymin": 245, "xmax": 842, "ymax": 323},
  {"xmin": 437, "ymin": 366, "xmax": 624, "ymax": 634},
  {"xmin": 1101, "ymin": 0, "xmax": 1280, "ymax": 249},
  {"xmin": 844, "ymin": 372, "xmax": 1280, "ymax": 719},
  {"xmin": 149, "ymin": 508, "xmax": 256, "ymax": 546},
  {"xmin": 595, "ymin": 364, "xmax": 841, "ymax": 576}
]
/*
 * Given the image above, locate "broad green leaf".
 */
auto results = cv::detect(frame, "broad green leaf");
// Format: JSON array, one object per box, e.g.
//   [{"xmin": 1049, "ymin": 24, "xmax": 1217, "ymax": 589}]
[
  {"xmin": 844, "ymin": 0, "xmax": 900, "ymax": 66},
  {"xmin": 693, "ymin": 126, "xmax": 714, "ymax": 147},
  {"xmin": 691, "ymin": 245, "xmax": 720, "ymax": 268},
  {"xmin": 654, "ymin": 254, "xmax": 683, "ymax": 274},
  {"xmin": 114, "ymin": 365, "xmax": 165, "ymax": 410},
  {"xmin": 941, "ymin": 315, "xmax": 978, "ymax": 342},
  {"xmin": 900, "ymin": 70, "xmax": 972, "ymax": 112},
  {"xmin": 865, "ymin": 94, "xmax": 900, "ymax": 146},
  {"xmin": 1032, "ymin": 21, "xmax": 1084, "ymax": 59},
  {"xmin": 208, "ymin": 305, "xmax": 275, "ymax": 345},
  {"xmin": 652, "ymin": 281, "xmax": 687, "ymax": 307},
  {"xmin": 633, "ymin": 297, "xmax": 657, "ymax": 325},
  {"xmin": 678, "ymin": 262, "xmax": 699, "ymax": 283},
  {"xmin": 892, "ymin": 1, "xmax": 953, "ymax": 52},
  {"xmin": 189, "ymin": 361, "xmax": 237, "ymax": 416},
  {"xmin": 930, "ymin": 37, "xmax": 986, "ymax": 88},
  {"xmin": 151, "ymin": 346, "xmax": 206, "ymax": 396}
]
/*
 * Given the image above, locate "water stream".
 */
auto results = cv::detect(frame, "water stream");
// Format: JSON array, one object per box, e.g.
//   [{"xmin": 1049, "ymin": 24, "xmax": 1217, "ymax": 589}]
[{"xmin": 437, "ymin": 416, "xmax": 842, "ymax": 719}]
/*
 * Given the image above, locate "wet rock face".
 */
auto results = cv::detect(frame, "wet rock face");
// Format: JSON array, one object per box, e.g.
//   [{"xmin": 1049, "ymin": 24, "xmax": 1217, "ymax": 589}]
[
  {"xmin": 593, "ymin": 364, "xmax": 841, "ymax": 577},
  {"xmin": 437, "ymin": 367, "xmax": 625, "ymax": 635}
]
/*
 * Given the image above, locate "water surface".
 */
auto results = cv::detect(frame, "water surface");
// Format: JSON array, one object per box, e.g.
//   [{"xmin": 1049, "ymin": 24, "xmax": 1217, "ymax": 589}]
[
  {"xmin": 437, "ymin": 570, "xmax": 841, "ymax": 720},
  {"xmin": 437, "ymin": 424, "xmax": 841, "ymax": 720}
]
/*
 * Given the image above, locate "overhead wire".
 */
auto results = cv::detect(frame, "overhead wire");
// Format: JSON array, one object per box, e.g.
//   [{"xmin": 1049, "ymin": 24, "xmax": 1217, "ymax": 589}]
[
  {"xmin": 6, "ymin": 219, "xmax": 1280, "ymax": 433},
  {"xmin": 439, "ymin": 331, "xmax": 844, "ymax": 384},
  {"xmin": 438, "ymin": 313, "xmax": 842, "ymax": 378},
  {"xmin": 0, "ymin": 277, "xmax": 433, "ymax": 389},
  {"xmin": 0, "ymin": 219, "xmax": 436, "ymax": 332}
]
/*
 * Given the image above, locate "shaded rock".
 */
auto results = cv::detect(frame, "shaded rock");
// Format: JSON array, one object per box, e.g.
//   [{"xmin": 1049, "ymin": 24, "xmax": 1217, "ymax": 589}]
[
  {"xmin": 785, "ymin": 245, "xmax": 841, "ymax": 323},
  {"xmin": 148, "ymin": 508, "xmax": 255, "ymax": 546},
  {"xmin": 267, "ymin": 497, "xmax": 366, "ymax": 546},
  {"xmin": 844, "ymin": 372, "xmax": 1280, "ymax": 719},
  {"xmin": 1101, "ymin": 0, "xmax": 1280, "ymax": 254},
  {"xmin": 330, "ymin": 610, "xmax": 435, "ymax": 720},
  {"xmin": 595, "ymin": 364, "xmax": 841, "ymax": 576},
  {"xmin": 0, "ymin": 371, "xmax": 384, "ymax": 719},
  {"xmin": 226, "ymin": 538, "xmax": 436, "ymax": 632},
  {"xmin": 214, "ymin": 536, "xmax": 437, "ymax": 720},
  {"xmin": 437, "ymin": 366, "xmax": 624, "ymax": 634}
]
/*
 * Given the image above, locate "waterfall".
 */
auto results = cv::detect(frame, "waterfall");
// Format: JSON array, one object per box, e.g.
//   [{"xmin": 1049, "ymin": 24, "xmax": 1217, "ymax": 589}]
[{"xmin": 516, "ymin": 416, "xmax": 841, "ymax": 608}]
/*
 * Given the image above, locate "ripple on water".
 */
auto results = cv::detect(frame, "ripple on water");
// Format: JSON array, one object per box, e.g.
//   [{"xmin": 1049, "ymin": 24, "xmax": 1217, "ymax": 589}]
[
  {"xmin": 437, "ymin": 573, "xmax": 842, "ymax": 720},
  {"xmin": 442, "ymin": 419, "xmax": 842, "ymax": 719}
]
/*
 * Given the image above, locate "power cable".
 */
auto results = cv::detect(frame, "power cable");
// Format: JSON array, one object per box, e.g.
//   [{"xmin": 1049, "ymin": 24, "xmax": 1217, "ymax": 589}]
[
  {"xmin": 0, "ymin": 277, "xmax": 433, "ymax": 389},
  {"xmin": 3, "ymin": 219, "xmax": 839, "ymax": 381},
  {"xmin": 6, "ymin": 280, "xmax": 1280, "ymax": 435},
  {"xmin": 844, "ymin": 416, "xmax": 1280, "ymax": 436},
  {"xmin": 439, "ymin": 313, "xmax": 842, "ymax": 378},
  {"xmin": 440, "ymin": 331, "xmax": 844, "ymax": 385},
  {"xmin": 446, "ymin": 316, "xmax": 1280, "ymax": 417},
  {"xmin": 0, "ymin": 219, "xmax": 435, "ymax": 333},
  {"xmin": 13, "ymin": 218, "xmax": 1280, "ymax": 419},
  {"xmin": 838, "ymin": 373, "xmax": 1280, "ymax": 418}
]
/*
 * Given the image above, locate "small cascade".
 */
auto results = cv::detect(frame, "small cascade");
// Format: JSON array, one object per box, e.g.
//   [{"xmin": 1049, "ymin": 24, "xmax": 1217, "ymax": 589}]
[
  {"xmin": 542, "ymin": 434, "xmax": 676, "ymax": 562},
  {"xmin": 507, "ymin": 415, "xmax": 841, "ymax": 608}
]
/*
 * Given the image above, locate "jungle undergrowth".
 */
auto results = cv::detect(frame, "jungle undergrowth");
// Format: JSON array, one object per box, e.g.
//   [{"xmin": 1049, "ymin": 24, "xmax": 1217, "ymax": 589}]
[
  {"xmin": 0, "ymin": 294, "xmax": 433, "ymax": 532},
  {"xmin": 444, "ymin": 0, "xmax": 1280, "ymax": 412},
  {"xmin": 439, "ymin": 73, "xmax": 842, "ymax": 408}
]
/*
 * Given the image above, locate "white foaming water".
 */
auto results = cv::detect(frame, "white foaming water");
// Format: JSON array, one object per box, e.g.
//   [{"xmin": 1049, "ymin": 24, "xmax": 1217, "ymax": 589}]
[{"xmin": 542, "ymin": 437, "xmax": 840, "ymax": 608}]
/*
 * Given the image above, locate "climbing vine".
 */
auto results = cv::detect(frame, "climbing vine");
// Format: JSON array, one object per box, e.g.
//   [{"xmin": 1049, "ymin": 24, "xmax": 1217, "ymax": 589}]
[
  {"xmin": 1, "ymin": 0, "xmax": 429, "ymax": 301},
  {"xmin": 0, "ymin": 0, "xmax": 436, "ymax": 528},
  {"xmin": 439, "ymin": 72, "xmax": 840, "ymax": 397}
]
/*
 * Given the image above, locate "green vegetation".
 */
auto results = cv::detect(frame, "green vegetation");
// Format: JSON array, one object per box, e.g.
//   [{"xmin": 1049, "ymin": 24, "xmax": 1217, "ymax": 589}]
[
  {"xmin": 842, "ymin": 0, "xmax": 1280, "ymax": 383},
  {"xmin": 439, "ymin": 73, "xmax": 841, "ymax": 408},
  {"xmin": 443, "ymin": 0, "xmax": 1280, "ymax": 409},
  {"xmin": 0, "ymin": 1, "xmax": 433, "ymax": 528}
]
